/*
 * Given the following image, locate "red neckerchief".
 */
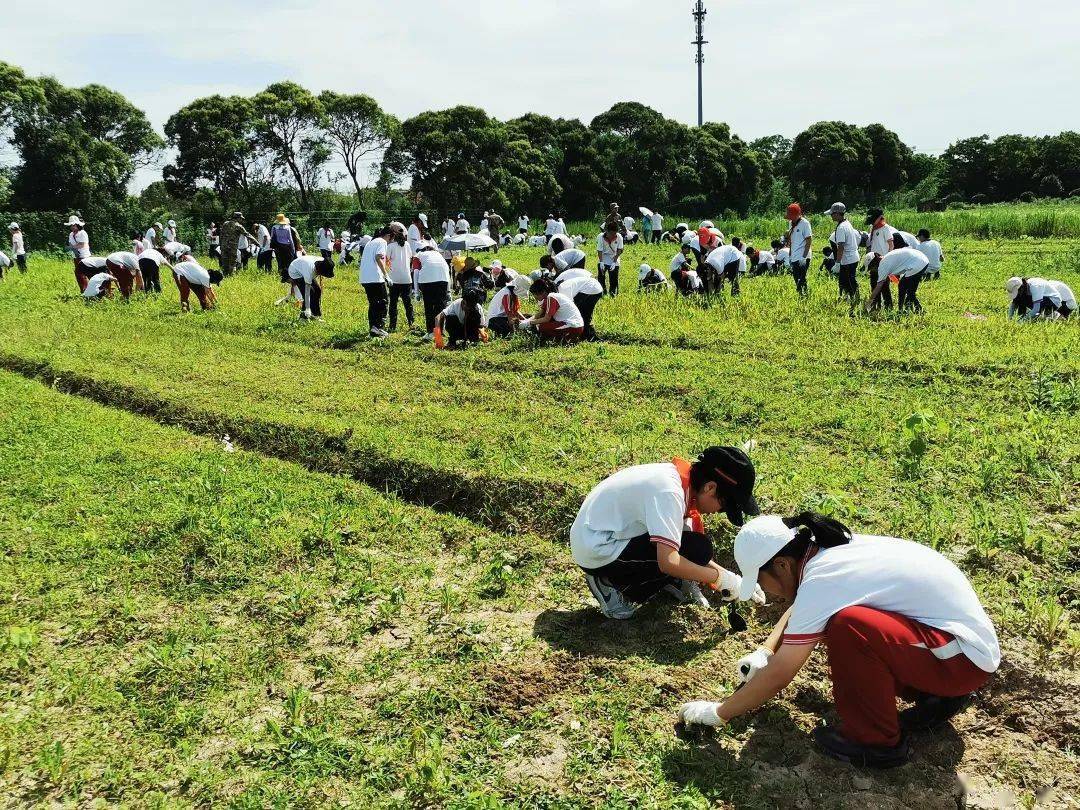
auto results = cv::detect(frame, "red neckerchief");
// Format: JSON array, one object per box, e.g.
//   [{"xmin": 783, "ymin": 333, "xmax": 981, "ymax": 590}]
[
  {"xmin": 673, "ymin": 458, "xmax": 704, "ymax": 533},
  {"xmin": 871, "ymin": 217, "xmax": 887, "ymax": 232}
]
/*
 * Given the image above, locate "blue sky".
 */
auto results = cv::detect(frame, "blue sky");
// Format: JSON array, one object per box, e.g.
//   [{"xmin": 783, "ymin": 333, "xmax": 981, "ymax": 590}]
[{"xmin": 3, "ymin": 0, "xmax": 1078, "ymax": 190}]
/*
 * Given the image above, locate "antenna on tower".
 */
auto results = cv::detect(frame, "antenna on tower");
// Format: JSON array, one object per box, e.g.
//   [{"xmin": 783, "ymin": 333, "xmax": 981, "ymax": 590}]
[{"xmin": 692, "ymin": 0, "xmax": 708, "ymax": 127}]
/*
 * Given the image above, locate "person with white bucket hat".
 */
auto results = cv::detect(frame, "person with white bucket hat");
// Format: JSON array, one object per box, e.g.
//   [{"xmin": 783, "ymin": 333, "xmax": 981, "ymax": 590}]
[
  {"xmin": 8, "ymin": 223, "xmax": 26, "ymax": 273},
  {"xmin": 678, "ymin": 512, "xmax": 1000, "ymax": 769}
]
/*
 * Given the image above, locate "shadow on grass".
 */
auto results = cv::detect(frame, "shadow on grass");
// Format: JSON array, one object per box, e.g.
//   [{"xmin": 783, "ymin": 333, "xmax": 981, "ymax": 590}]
[
  {"xmin": 532, "ymin": 603, "xmax": 744, "ymax": 666},
  {"xmin": 663, "ymin": 708, "xmax": 968, "ymax": 809}
]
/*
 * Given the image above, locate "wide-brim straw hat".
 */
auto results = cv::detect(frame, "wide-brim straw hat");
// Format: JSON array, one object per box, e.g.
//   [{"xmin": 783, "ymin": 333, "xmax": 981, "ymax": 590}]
[
  {"xmin": 65, "ymin": 215, "xmax": 85, "ymax": 227},
  {"xmin": 275, "ymin": 213, "xmax": 289, "ymax": 225}
]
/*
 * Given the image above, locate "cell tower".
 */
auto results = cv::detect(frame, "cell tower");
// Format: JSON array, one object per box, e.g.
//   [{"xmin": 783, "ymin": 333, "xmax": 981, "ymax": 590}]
[{"xmin": 692, "ymin": 1, "xmax": 708, "ymax": 127}]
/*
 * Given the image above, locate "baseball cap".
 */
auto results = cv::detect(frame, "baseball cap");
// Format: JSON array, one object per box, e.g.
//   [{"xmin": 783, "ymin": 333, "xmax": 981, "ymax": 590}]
[
  {"xmin": 695, "ymin": 446, "xmax": 759, "ymax": 526},
  {"xmin": 1005, "ymin": 277, "xmax": 1023, "ymax": 299},
  {"xmin": 785, "ymin": 203, "xmax": 802, "ymax": 221},
  {"xmin": 865, "ymin": 207, "xmax": 884, "ymax": 226},
  {"xmin": 825, "ymin": 202, "xmax": 846, "ymax": 216},
  {"xmin": 733, "ymin": 516, "xmax": 797, "ymax": 601}
]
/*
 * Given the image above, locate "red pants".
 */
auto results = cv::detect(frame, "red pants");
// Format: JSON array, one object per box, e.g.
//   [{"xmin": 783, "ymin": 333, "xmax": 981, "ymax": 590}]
[
  {"xmin": 825, "ymin": 606, "xmax": 991, "ymax": 747},
  {"xmin": 173, "ymin": 272, "xmax": 212, "ymax": 311},
  {"xmin": 74, "ymin": 259, "xmax": 92, "ymax": 292},
  {"xmin": 106, "ymin": 260, "xmax": 136, "ymax": 298},
  {"xmin": 538, "ymin": 322, "xmax": 584, "ymax": 343}
]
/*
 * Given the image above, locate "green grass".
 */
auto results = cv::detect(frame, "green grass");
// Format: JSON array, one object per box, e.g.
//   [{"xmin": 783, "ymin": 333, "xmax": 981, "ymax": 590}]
[{"xmin": 0, "ymin": 235, "xmax": 1078, "ymax": 806}]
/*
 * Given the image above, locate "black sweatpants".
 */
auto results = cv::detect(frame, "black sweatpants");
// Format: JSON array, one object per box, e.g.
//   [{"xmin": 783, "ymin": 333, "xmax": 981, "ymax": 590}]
[
  {"xmin": 488, "ymin": 315, "xmax": 513, "ymax": 337},
  {"xmin": 274, "ymin": 245, "xmax": 296, "ymax": 283},
  {"xmin": 598, "ymin": 264, "xmax": 620, "ymax": 296},
  {"xmin": 139, "ymin": 257, "xmax": 162, "ymax": 294},
  {"xmin": 838, "ymin": 262, "xmax": 859, "ymax": 300},
  {"xmin": 583, "ymin": 531, "xmax": 714, "ymax": 604},
  {"xmin": 363, "ymin": 282, "xmax": 388, "ymax": 331},
  {"xmin": 294, "ymin": 277, "xmax": 323, "ymax": 317},
  {"xmin": 444, "ymin": 314, "xmax": 481, "ymax": 346},
  {"xmin": 791, "ymin": 260, "xmax": 809, "ymax": 296},
  {"xmin": 869, "ymin": 261, "xmax": 893, "ymax": 309},
  {"xmin": 574, "ymin": 292, "xmax": 603, "ymax": 339},
  {"xmin": 389, "ymin": 283, "xmax": 415, "ymax": 330},
  {"xmin": 898, "ymin": 271, "xmax": 925, "ymax": 312},
  {"xmin": 257, "ymin": 250, "xmax": 274, "ymax": 272},
  {"xmin": 718, "ymin": 260, "xmax": 741, "ymax": 296},
  {"xmin": 419, "ymin": 281, "xmax": 450, "ymax": 333},
  {"xmin": 16, "ymin": 254, "xmax": 27, "ymax": 272}
]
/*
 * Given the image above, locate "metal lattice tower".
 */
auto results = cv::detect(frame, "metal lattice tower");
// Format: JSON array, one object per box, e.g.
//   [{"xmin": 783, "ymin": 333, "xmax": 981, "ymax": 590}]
[{"xmin": 692, "ymin": 1, "xmax": 708, "ymax": 127}]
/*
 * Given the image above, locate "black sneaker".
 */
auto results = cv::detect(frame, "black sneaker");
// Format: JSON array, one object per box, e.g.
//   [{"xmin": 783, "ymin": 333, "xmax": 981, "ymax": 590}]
[
  {"xmin": 812, "ymin": 725, "xmax": 910, "ymax": 769},
  {"xmin": 899, "ymin": 692, "xmax": 974, "ymax": 732}
]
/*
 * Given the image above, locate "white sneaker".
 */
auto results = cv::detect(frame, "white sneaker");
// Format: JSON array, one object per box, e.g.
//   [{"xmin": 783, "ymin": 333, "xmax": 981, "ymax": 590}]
[
  {"xmin": 664, "ymin": 580, "xmax": 711, "ymax": 608},
  {"xmin": 274, "ymin": 296, "xmax": 290, "ymax": 306},
  {"xmin": 584, "ymin": 574, "xmax": 636, "ymax": 619}
]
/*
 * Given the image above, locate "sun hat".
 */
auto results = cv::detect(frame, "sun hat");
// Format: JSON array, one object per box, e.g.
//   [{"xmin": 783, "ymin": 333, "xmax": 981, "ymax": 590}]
[
  {"xmin": 785, "ymin": 203, "xmax": 802, "ymax": 221},
  {"xmin": 275, "ymin": 213, "xmax": 288, "ymax": 224},
  {"xmin": 8, "ymin": 222, "xmax": 19, "ymax": 230},
  {"xmin": 231, "ymin": 211, "xmax": 244, "ymax": 220},
  {"xmin": 733, "ymin": 516, "xmax": 798, "ymax": 601},
  {"xmin": 167, "ymin": 219, "xmax": 177, "ymax": 227},
  {"xmin": 490, "ymin": 259, "xmax": 504, "ymax": 273},
  {"xmin": 825, "ymin": 202, "xmax": 847, "ymax": 216},
  {"xmin": 1005, "ymin": 277, "xmax": 1023, "ymax": 299},
  {"xmin": 154, "ymin": 222, "xmax": 163, "ymax": 229},
  {"xmin": 65, "ymin": 215, "xmax": 85, "ymax": 227},
  {"xmin": 418, "ymin": 213, "xmax": 428, "ymax": 226}
]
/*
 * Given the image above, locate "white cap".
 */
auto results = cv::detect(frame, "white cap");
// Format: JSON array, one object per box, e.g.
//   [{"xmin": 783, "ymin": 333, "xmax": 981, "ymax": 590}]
[
  {"xmin": 65, "ymin": 215, "xmax": 85, "ymax": 227},
  {"xmin": 1005, "ymin": 277, "xmax": 1023, "ymax": 299},
  {"xmin": 698, "ymin": 220, "xmax": 715, "ymax": 229},
  {"xmin": 490, "ymin": 259, "xmax": 503, "ymax": 271},
  {"xmin": 638, "ymin": 263, "xmax": 653, "ymax": 281},
  {"xmin": 167, "ymin": 219, "xmax": 177, "ymax": 227},
  {"xmin": 554, "ymin": 248, "xmax": 586, "ymax": 271},
  {"xmin": 734, "ymin": 516, "xmax": 797, "ymax": 601},
  {"xmin": 154, "ymin": 222, "xmax": 163, "ymax": 229},
  {"xmin": 7, "ymin": 222, "xmax": 19, "ymax": 230},
  {"xmin": 418, "ymin": 213, "xmax": 428, "ymax": 226}
]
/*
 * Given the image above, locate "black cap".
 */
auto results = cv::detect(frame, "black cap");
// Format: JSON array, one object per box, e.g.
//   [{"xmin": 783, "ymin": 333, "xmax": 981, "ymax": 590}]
[
  {"xmin": 696, "ymin": 446, "xmax": 760, "ymax": 526},
  {"xmin": 865, "ymin": 207, "xmax": 884, "ymax": 226}
]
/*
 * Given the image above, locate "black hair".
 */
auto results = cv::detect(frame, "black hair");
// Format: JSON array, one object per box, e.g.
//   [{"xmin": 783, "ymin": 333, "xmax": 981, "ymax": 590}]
[
  {"xmin": 769, "ymin": 512, "xmax": 852, "ymax": 563},
  {"xmin": 731, "ymin": 237, "xmax": 743, "ymax": 250},
  {"xmin": 538, "ymin": 255, "xmax": 556, "ymax": 270},
  {"xmin": 770, "ymin": 239, "xmax": 783, "ymax": 250},
  {"xmin": 529, "ymin": 279, "xmax": 555, "ymax": 297},
  {"xmin": 208, "ymin": 269, "xmax": 224, "ymax": 285},
  {"xmin": 822, "ymin": 246, "xmax": 834, "ymax": 256},
  {"xmin": 316, "ymin": 259, "xmax": 336, "ymax": 278},
  {"xmin": 391, "ymin": 229, "xmax": 406, "ymax": 246}
]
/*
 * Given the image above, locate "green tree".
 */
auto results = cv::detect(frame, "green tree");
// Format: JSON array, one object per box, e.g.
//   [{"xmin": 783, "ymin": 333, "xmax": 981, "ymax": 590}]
[
  {"xmin": 317, "ymin": 91, "xmax": 398, "ymax": 204},
  {"xmin": 788, "ymin": 121, "xmax": 873, "ymax": 208},
  {"xmin": 863, "ymin": 123, "xmax": 911, "ymax": 197},
  {"xmin": 1038, "ymin": 132, "xmax": 1080, "ymax": 194},
  {"xmin": 252, "ymin": 82, "xmax": 327, "ymax": 208},
  {"xmin": 941, "ymin": 135, "xmax": 991, "ymax": 199},
  {"xmin": 987, "ymin": 134, "xmax": 1041, "ymax": 201}
]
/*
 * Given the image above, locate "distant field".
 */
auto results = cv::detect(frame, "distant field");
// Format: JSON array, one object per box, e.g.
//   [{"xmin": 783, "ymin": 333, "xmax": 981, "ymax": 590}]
[{"xmin": 0, "ymin": 235, "xmax": 1077, "ymax": 807}]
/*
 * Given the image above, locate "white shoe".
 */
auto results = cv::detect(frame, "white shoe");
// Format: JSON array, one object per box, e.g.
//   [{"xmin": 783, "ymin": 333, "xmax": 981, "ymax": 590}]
[
  {"xmin": 424, "ymin": 332, "xmax": 434, "ymax": 341},
  {"xmin": 584, "ymin": 574, "xmax": 636, "ymax": 619},
  {"xmin": 274, "ymin": 296, "xmax": 290, "ymax": 306},
  {"xmin": 370, "ymin": 328, "xmax": 389, "ymax": 339},
  {"xmin": 664, "ymin": 580, "xmax": 711, "ymax": 608}
]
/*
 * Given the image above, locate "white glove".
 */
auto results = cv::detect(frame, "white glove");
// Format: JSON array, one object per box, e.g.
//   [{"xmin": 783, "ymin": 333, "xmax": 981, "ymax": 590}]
[
  {"xmin": 712, "ymin": 568, "xmax": 766, "ymax": 605},
  {"xmin": 736, "ymin": 647, "xmax": 772, "ymax": 684},
  {"xmin": 678, "ymin": 701, "xmax": 724, "ymax": 727}
]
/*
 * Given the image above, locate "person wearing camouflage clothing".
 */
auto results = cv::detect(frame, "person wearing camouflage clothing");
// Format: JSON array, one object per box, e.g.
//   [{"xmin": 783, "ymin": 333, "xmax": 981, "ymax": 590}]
[
  {"xmin": 487, "ymin": 211, "xmax": 505, "ymax": 253},
  {"xmin": 603, "ymin": 203, "xmax": 627, "ymax": 237},
  {"xmin": 219, "ymin": 211, "xmax": 256, "ymax": 276}
]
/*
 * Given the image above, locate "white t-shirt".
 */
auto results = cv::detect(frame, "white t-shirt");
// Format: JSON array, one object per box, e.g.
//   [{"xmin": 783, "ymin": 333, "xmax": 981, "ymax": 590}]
[
  {"xmin": 916, "ymin": 240, "xmax": 943, "ymax": 271},
  {"xmin": 548, "ymin": 234, "xmax": 574, "ymax": 256},
  {"xmin": 775, "ymin": 247, "xmax": 791, "ymax": 266},
  {"xmin": 255, "ymin": 224, "xmax": 271, "ymax": 252},
  {"xmin": 0, "ymin": 251, "xmax": 10, "ymax": 268},
  {"xmin": 288, "ymin": 255, "xmax": 318, "ymax": 284},
  {"xmin": 891, "ymin": 231, "xmax": 918, "ymax": 250},
  {"xmin": 869, "ymin": 223, "xmax": 898, "ymax": 255},
  {"xmin": 670, "ymin": 253, "xmax": 690, "ymax": 273},
  {"xmin": 705, "ymin": 244, "xmax": 746, "ymax": 274},
  {"xmin": 518, "ymin": 216, "xmax": 529, "ymax": 230},
  {"xmin": 163, "ymin": 242, "xmax": 191, "ymax": 258},
  {"xmin": 386, "ymin": 241, "xmax": 414, "ymax": 285},
  {"xmin": 12, "ymin": 232, "xmax": 25, "ymax": 255},
  {"xmin": 163, "ymin": 227, "xmax": 177, "ymax": 243},
  {"xmin": 540, "ymin": 292, "xmax": 584, "ymax": 329},
  {"xmin": 570, "ymin": 462, "xmax": 691, "ymax": 569},
  {"xmin": 833, "ymin": 220, "xmax": 860, "ymax": 266},
  {"xmin": 487, "ymin": 286, "xmax": 519, "ymax": 319},
  {"xmin": 544, "ymin": 218, "xmax": 558, "ymax": 236},
  {"xmin": 782, "ymin": 535, "xmax": 1000, "ymax": 673},
  {"xmin": 555, "ymin": 219, "xmax": 567, "ymax": 235},
  {"xmin": 755, "ymin": 251, "xmax": 776, "ymax": 269},
  {"xmin": 414, "ymin": 250, "xmax": 451, "ymax": 285},
  {"xmin": 443, "ymin": 220, "xmax": 456, "ymax": 238},
  {"xmin": 788, "ymin": 218, "xmax": 812, "ymax": 263},
  {"xmin": 138, "ymin": 249, "xmax": 166, "ymax": 267},
  {"xmin": 1025, "ymin": 277, "xmax": 1061, "ymax": 307},
  {"xmin": 78, "ymin": 257, "xmax": 108, "ymax": 271},
  {"xmin": 317, "ymin": 228, "xmax": 334, "ymax": 251},
  {"xmin": 554, "ymin": 268, "xmax": 590, "ymax": 285},
  {"xmin": 597, "ymin": 233, "xmax": 624, "ymax": 267},
  {"xmin": 359, "ymin": 237, "xmax": 388, "ymax": 284},
  {"xmin": 441, "ymin": 298, "xmax": 488, "ymax": 326},
  {"xmin": 69, "ymin": 230, "xmax": 90, "ymax": 259},
  {"xmin": 173, "ymin": 260, "xmax": 211, "ymax": 287},
  {"xmin": 622, "ymin": 216, "xmax": 635, "ymax": 232},
  {"xmin": 652, "ymin": 213, "xmax": 664, "ymax": 230},
  {"xmin": 83, "ymin": 272, "xmax": 113, "ymax": 298},
  {"xmin": 455, "ymin": 218, "xmax": 470, "ymax": 234},
  {"xmin": 407, "ymin": 224, "xmax": 422, "ymax": 251},
  {"xmin": 878, "ymin": 247, "xmax": 929, "ymax": 279},
  {"xmin": 559, "ymin": 275, "xmax": 604, "ymax": 298},
  {"xmin": 1049, "ymin": 279, "xmax": 1076, "ymax": 310},
  {"xmin": 106, "ymin": 251, "xmax": 140, "ymax": 272},
  {"xmin": 145, "ymin": 227, "xmax": 158, "ymax": 244}
]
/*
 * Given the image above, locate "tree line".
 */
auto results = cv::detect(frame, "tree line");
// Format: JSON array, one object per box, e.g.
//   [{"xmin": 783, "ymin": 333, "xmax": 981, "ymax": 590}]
[{"xmin": 3, "ymin": 60, "xmax": 1080, "ymax": 233}]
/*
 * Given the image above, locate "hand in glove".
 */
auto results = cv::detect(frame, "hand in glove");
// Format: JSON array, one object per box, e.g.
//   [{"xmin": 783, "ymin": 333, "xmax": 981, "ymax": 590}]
[
  {"xmin": 708, "ymin": 568, "xmax": 767, "ymax": 605},
  {"xmin": 678, "ymin": 701, "xmax": 724, "ymax": 727},
  {"xmin": 735, "ymin": 647, "xmax": 772, "ymax": 684}
]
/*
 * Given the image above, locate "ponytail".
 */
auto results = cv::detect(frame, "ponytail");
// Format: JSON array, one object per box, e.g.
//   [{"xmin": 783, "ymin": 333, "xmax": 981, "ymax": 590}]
[{"xmin": 769, "ymin": 511, "xmax": 852, "ymax": 562}]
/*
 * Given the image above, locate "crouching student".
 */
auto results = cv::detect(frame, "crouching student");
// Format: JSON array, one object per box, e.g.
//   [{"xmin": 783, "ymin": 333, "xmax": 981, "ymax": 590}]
[
  {"xmin": 1005, "ymin": 276, "xmax": 1067, "ymax": 320},
  {"xmin": 74, "ymin": 257, "xmax": 109, "ymax": 293},
  {"xmin": 638, "ymin": 263, "xmax": 668, "ymax": 292},
  {"xmin": 82, "ymin": 271, "xmax": 119, "ymax": 301},
  {"xmin": 0, "ymin": 250, "xmax": 10, "ymax": 279},
  {"xmin": 172, "ymin": 256, "xmax": 222, "ymax": 312},
  {"xmin": 746, "ymin": 246, "xmax": 775, "ymax": 276},
  {"xmin": 916, "ymin": 230, "xmax": 944, "ymax": 280},
  {"xmin": 705, "ymin": 241, "xmax": 747, "ymax": 296},
  {"xmin": 522, "ymin": 279, "xmax": 585, "ymax": 343},
  {"xmin": 105, "ymin": 251, "xmax": 143, "ymax": 298},
  {"xmin": 487, "ymin": 281, "xmax": 526, "ymax": 337},
  {"xmin": 866, "ymin": 248, "xmax": 930, "ymax": 313},
  {"xmin": 1051, "ymin": 279, "xmax": 1076, "ymax": 318},
  {"xmin": 414, "ymin": 247, "xmax": 453, "ymax": 339},
  {"xmin": 137, "ymin": 247, "xmax": 170, "ymax": 294},
  {"xmin": 436, "ymin": 287, "xmax": 488, "ymax": 347},
  {"xmin": 288, "ymin": 255, "xmax": 335, "ymax": 320},
  {"xmin": 679, "ymin": 513, "xmax": 1000, "ymax": 769},
  {"xmin": 570, "ymin": 447, "xmax": 763, "ymax": 619},
  {"xmin": 558, "ymin": 272, "xmax": 604, "ymax": 340}
]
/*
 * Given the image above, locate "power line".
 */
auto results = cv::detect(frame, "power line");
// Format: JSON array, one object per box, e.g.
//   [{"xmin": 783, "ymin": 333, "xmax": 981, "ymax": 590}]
[{"xmin": 692, "ymin": 0, "xmax": 708, "ymax": 127}]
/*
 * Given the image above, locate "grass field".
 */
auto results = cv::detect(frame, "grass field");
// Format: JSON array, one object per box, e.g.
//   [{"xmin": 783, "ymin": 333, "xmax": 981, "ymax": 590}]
[{"xmin": 0, "ymin": 235, "xmax": 1078, "ymax": 808}]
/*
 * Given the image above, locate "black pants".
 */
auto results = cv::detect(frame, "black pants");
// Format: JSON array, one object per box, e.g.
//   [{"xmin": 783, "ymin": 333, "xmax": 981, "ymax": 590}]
[
  {"xmin": 838, "ymin": 262, "xmax": 859, "ymax": 300},
  {"xmin": 16, "ymin": 254, "xmax": 26, "ymax": 272},
  {"xmin": 363, "ymin": 282, "xmax": 388, "ymax": 331},
  {"xmin": 257, "ymin": 250, "xmax": 273, "ymax": 272},
  {"xmin": 274, "ymin": 245, "xmax": 296, "ymax": 282},
  {"xmin": 444, "ymin": 314, "xmax": 480, "ymax": 346},
  {"xmin": 898, "ymin": 271, "xmax": 925, "ymax": 312},
  {"xmin": 321, "ymin": 248, "xmax": 333, "ymax": 263},
  {"xmin": 240, "ymin": 252, "xmax": 250, "ymax": 271},
  {"xmin": 574, "ymin": 292, "xmax": 602, "ymax": 339},
  {"xmin": 295, "ymin": 277, "xmax": 322, "ymax": 317},
  {"xmin": 598, "ymin": 265, "xmax": 619, "ymax": 296},
  {"xmin": 652, "ymin": 231, "xmax": 662, "ymax": 244},
  {"xmin": 389, "ymin": 283, "xmax": 415, "ymax": 329},
  {"xmin": 791, "ymin": 260, "xmax": 809, "ymax": 296},
  {"xmin": 584, "ymin": 531, "xmax": 713, "ymax": 604},
  {"xmin": 869, "ymin": 262, "xmax": 893, "ymax": 309},
  {"xmin": 1060, "ymin": 304, "xmax": 1075, "ymax": 320},
  {"xmin": 717, "ymin": 260, "xmax": 741, "ymax": 296},
  {"xmin": 489, "ymin": 315, "xmax": 514, "ymax": 337},
  {"xmin": 139, "ymin": 258, "xmax": 162, "ymax": 294},
  {"xmin": 419, "ymin": 281, "xmax": 450, "ymax": 333}
]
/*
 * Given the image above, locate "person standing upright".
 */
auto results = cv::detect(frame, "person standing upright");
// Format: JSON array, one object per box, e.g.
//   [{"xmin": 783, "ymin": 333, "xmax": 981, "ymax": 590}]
[
  {"xmin": 786, "ymin": 204, "xmax": 812, "ymax": 296},
  {"xmin": 597, "ymin": 223, "xmax": 625, "ymax": 296},
  {"xmin": 8, "ymin": 223, "xmax": 26, "ymax": 272},
  {"xmin": 518, "ymin": 213, "xmax": 530, "ymax": 236},
  {"xmin": 359, "ymin": 225, "xmax": 391, "ymax": 338},
  {"xmin": 316, "ymin": 223, "xmax": 335, "ymax": 263},
  {"xmin": 270, "ymin": 214, "xmax": 304, "ymax": 304},
  {"xmin": 66, "ymin": 216, "xmax": 91, "ymax": 290},
  {"xmin": 219, "ymin": 212, "xmax": 256, "ymax": 277},
  {"xmin": 865, "ymin": 208, "xmax": 897, "ymax": 309},
  {"xmin": 652, "ymin": 211, "xmax": 664, "ymax": 244},
  {"xmin": 827, "ymin": 203, "xmax": 860, "ymax": 303}
]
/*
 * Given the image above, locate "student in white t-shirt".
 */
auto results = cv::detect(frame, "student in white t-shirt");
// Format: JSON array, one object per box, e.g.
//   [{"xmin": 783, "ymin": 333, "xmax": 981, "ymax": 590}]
[
  {"xmin": 487, "ymin": 279, "xmax": 526, "ymax": 338},
  {"xmin": 1049, "ymin": 279, "xmax": 1076, "ymax": 318},
  {"xmin": 785, "ymin": 204, "xmax": 812, "ymax": 296},
  {"xmin": 136, "ymin": 248, "xmax": 171, "ymax": 295},
  {"xmin": 826, "ymin": 203, "xmax": 861, "ymax": 302},
  {"xmin": 865, "ymin": 208, "xmax": 898, "ymax": 309},
  {"xmin": 8, "ymin": 223, "xmax": 26, "ymax": 272},
  {"xmin": 670, "ymin": 244, "xmax": 703, "ymax": 296},
  {"xmin": 359, "ymin": 225, "xmax": 392, "ymax": 338},
  {"xmin": 316, "ymin": 224, "xmax": 335, "ymax": 263},
  {"xmin": 518, "ymin": 214, "xmax": 530, "ymax": 235},
  {"xmin": 915, "ymin": 229, "xmax": 944, "ymax": 279},
  {"xmin": 385, "ymin": 229, "xmax": 416, "ymax": 331},
  {"xmin": 705, "ymin": 240, "xmax": 747, "ymax": 296},
  {"xmin": 105, "ymin": 251, "xmax": 143, "ymax": 298},
  {"xmin": 638, "ymin": 262, "xmax": 668, "ymax": 292},
  {"xmin": 66, "ymin": 216, "xmax": 91, "ymax": 287},
  {"xmin": 519, "ymin": 278, "xmax": 586, "ymax": 343},
  {"xmin": 455, "ymin": 214, "xmax": 469, "ymax": 235},
  {"xmin": 172, "ymin": 256, "xmax": 223, "ymax": 312},
  {"xmin": 596, "ymin": 225, "xmax": 624, "ymax": 296},
  {"xmin": 679, "ymin": 513, "xmax": 999, "ymax": 769},
  {"xmin": 287, "ymin": 255, "xmax": 336, "ymax": 320},
  {"xmin": 745, "ymin": 246, "xmax": 775, "ymax": 275},
  {"xmin": 571, "ymin": 447, "xmax": 762, "ymax": 619},
  {"xmin": 82, "ymin": 271, "xmax": 118, "ymax": 301},
  {"xmin": 436, "ymin": 287, "xmax": 488, "ymax": 347},
  {"xmin": 413, "ymin": 247, "xmax": 453, "ymax": 338},
  {"xmin": 555, "ymin": 251, "xmax": 604, "ymax": 340},
  {"xmin": 1005, "ymin": 276, "xmax": 1066, "ymax": 320},
  {"xmin": 866, "ymin": 248, "xmax": 930, "ymax": 313}
]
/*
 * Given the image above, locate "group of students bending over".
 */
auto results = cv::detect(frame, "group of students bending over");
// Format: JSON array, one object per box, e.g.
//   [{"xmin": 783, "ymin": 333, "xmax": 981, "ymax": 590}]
[{"xmin": 571, "ymin": 447, "xmax": 1001, "ymax": 769}]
